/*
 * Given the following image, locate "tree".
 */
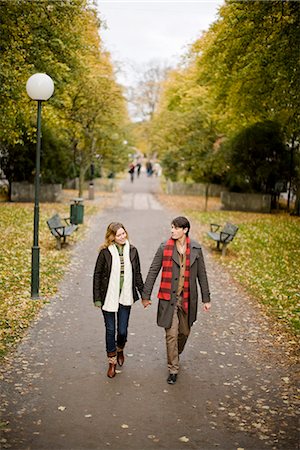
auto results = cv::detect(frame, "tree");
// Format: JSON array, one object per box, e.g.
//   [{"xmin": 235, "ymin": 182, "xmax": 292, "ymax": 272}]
[
  {"xmin": 0, "ymin": 0, "xmax": 130, "ymax": 194},
  {"xmin": 128, "ymin": 60, "xmax": 171, "ymax": 121},
  {"xmin": 59, "ymin": 19, "xmax": 129, "ymax": 196},
  {"xmin": 225, "ymin": 121, "xmax": 290, "ymax": 200},
  {"xmin": 195, "ymin": 1, "xmax": 300, "ymax": 134},
  {"xmin": 193, "ymin": 0, "xmax": 300, "ymax": 209},
  {"xmin": 147, "ymin": 0, "xmax": 299, "ymax": 206},
  {"xmin": 148, "ymin": 64, "xmax": 221, "ymax": 184},
  {"xmin": 1, "ymin": 123, "xmax": 73, "ymax": 187},
  {"xmin": 0, "ymin": 0, "xmax": 88, "ymax": 146}
]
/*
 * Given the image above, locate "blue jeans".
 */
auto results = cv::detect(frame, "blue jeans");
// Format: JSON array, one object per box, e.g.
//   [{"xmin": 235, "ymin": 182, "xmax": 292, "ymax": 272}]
[{"xmin": 102, "ymin": 305, "xmax": 131, "ymax": 354}]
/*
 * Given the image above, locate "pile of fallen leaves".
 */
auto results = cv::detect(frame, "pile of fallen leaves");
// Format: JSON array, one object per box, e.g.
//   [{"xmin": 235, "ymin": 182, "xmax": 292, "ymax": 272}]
[
  {"xmin": 157, "ymin": 194, "xmax": 300, "ymax": 336},
  {"xmin": 0, "ymin": 199, "xmax": 103, "ymax": 359}
]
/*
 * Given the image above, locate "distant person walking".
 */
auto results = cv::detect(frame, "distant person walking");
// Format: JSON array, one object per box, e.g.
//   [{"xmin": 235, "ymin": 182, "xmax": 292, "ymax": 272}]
[
  {"xmin": 136, "ymin": 162, "xmax": 142, "ymax": 177},
  {"xmin": 93, "ymin": 222, "xmax": 144, "ymax": 378},
  {"xmin": 142, "ymin": 216, "xmax": 211, "ymax": 384},
  {"xmin": 128, "ymin": 163, "xmax": 135, "ymax": 182},
  {"xmin": 146, "ymin": 161, "xmax": 153, "ymax": 177}
]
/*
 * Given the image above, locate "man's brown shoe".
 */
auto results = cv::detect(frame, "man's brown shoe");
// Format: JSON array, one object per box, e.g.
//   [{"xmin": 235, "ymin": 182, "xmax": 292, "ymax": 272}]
[{"xmin": 117, "ymin": 350, "xmax": 125, "ymax": 366}]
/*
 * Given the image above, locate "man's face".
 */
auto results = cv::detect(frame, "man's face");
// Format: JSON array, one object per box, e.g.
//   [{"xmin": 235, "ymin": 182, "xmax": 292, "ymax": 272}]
[{"xmin": 171, "ymin": 224, "xmax": 187, "ymax": 240}]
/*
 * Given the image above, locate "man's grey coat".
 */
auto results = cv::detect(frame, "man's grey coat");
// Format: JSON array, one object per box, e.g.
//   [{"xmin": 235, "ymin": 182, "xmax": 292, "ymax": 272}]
[{"xmin": 142, "ymin": 239, "xmax": 210, "ymax": 328}]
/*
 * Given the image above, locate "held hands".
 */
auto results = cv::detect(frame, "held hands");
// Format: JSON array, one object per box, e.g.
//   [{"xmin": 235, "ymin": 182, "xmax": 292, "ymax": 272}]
[
  {"xmin": 203, "ymin": 302, "xmax": 211, "ymax": 312},
  {"xmin": 142, "ymin": 299, "xmax": 152, "ymax": 308}
]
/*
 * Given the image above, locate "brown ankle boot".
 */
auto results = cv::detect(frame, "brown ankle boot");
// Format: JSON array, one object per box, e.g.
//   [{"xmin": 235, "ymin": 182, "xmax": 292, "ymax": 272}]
[
  {"xmin": 117, "ymin": 349, "xmax": 125, "ymax": 367},
  {"xmin": 107, "ymin": 362, "xmax": 116, "ymax": 378},
  {"xmin": 107, "ymin": 352, "xmax": 117, "ymax": 378}
]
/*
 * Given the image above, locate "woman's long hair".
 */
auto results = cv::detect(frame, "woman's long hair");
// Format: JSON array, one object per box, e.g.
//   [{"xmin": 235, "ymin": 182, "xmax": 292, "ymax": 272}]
[{"xmin": 100, "ymin": 222, "xmax": 129, "ymax": 250}]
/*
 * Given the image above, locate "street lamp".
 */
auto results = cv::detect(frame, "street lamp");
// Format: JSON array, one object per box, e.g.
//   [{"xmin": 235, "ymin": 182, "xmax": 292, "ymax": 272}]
[{"xmin": 26, "ymin": 73, "xmax": 54, "ymax": 298}]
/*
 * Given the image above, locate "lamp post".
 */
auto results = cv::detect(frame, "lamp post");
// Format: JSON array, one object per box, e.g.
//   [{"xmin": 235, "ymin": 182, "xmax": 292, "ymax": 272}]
[{"xmin": 26, "ymin": 73, "xmax": 54, "ymax": 298}]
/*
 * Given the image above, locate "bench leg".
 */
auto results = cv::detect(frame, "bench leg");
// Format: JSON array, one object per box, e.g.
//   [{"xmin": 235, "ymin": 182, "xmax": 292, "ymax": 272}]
[
  {"xmin": 221, "ymin": 243, "xmax": 228, "ymax": 256},
  {"xmin": 216, "ymin": 241, "xmax": 220, "ymax": 250},
  {"xmin": 56, "ymin": 237, "xmax": 62, "ymax": 250}
]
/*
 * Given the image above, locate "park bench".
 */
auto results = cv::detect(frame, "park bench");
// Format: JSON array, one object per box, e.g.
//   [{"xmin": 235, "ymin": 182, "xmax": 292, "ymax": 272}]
[
  {"xmin": 207, "ymin": 222, "xmax": 238, "ymax": 256},
  {"xmin": 47, "ymin": 213, "xmax": 78, "ymax": 249}
]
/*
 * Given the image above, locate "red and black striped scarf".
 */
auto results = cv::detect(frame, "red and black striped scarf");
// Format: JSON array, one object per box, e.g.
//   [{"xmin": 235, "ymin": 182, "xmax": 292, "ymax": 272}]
[{"xmin": 158, "ymin": 237, "xmax": 190, "ymax": 313}]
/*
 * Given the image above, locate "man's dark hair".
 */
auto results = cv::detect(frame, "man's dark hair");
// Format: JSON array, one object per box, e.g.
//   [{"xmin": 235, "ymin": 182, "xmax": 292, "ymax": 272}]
[{"xmin": 171, "ymin": 216, "xmax": 190, "ymax": 236}]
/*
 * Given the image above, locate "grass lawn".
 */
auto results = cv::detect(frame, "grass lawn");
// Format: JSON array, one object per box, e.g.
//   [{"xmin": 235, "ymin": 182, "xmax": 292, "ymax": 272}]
[
  {"xmin": 157, "ymin": 194, "xmax": 300, "ymax": 336},
  {"xmin": 0, "ymin": 192, "xmax": 114, "ymax": 359}
]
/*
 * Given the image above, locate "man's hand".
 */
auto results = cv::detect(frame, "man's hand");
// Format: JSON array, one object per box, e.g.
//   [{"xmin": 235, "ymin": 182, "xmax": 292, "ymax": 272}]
[
  {"xmin": 142, "ymin": 299, "xmax": 152, "ymax": 308},
  {"xmin": 203, "ymin": 302, "xmax": 211, "ymax": 312}
]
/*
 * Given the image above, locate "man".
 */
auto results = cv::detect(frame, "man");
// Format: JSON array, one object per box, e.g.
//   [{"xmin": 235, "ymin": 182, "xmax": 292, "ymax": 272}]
[{"xmin": 142, "ymin": 216, "xmax": 211, "ymax": 384}]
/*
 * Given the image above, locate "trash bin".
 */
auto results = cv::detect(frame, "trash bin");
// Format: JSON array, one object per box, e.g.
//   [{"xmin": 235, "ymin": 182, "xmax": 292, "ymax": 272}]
[
  {"xmin": 70, "ymin": 197, "xmax": 84, "ymax": 225},
  {"xmin": 88, "ymin": 182, "xmax": 94, "ymax": 200}
]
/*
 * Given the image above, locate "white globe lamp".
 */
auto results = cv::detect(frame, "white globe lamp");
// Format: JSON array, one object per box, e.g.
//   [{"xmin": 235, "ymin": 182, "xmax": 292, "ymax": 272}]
[{"xmin": 26, "ymin": 73, "xmax": 54, "ymax": 101}]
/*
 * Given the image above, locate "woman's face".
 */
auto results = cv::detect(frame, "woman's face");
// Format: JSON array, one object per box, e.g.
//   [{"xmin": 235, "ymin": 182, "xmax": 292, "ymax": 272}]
[{"xmin": 114, "ymin": 227, "xmax": 127, "ymax": 245}]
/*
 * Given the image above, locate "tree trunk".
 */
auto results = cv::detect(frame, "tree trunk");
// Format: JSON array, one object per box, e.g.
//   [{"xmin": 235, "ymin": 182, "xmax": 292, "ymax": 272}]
[
  {"xmin": 293, "ymin": 185, "xmax": 300, "ymax": 216},
  {"xmin": 287, "ymin": 137, "xmax": 295, "ymax": 211},
  {"xmin": 204, "ymin": 183, "xmax": 210, "ymax": 212},
  {"xmin": 78, "ymin": 165, "xmax": 85, "ymax": 198}
]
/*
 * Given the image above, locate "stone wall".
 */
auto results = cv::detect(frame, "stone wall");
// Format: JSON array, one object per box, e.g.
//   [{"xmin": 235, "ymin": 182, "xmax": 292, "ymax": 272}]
[
  {"xmin": 93, "ymin": 179, "xmax": 116, "ymax": 192},
  {"xmin": 11, "ymin": 182, "xmax": 62, "ymax": 202},
  {"xmin": 64, "ymin": 178, "xmax": 116, "ymax": 192},
  {"xmin": 166, "ymin": 180, "xmax": 227, "ymax": 197},
  {"xmin": 164, "ymin": 180, "xmax": 272, "ymax": 212},
  {"xmin": 221, "ymin": 191, "xmax": 271, "ymax": 213}
]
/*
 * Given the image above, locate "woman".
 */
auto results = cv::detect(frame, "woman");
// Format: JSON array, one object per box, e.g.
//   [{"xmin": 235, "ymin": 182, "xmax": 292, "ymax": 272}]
[{"xmin": 93, "ymin": 222, "xmax": 144, "ymax": 378}]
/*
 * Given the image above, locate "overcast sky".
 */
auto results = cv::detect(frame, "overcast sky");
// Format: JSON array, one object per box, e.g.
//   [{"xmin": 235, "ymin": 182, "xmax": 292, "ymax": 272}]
[{"xmin": 96, "ymin": 1, "xmax": 224, "ymax": 87}]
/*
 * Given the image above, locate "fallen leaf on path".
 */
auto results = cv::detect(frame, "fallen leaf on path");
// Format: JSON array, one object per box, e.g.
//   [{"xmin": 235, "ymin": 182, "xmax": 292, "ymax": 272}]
[{"xmin": 179, "ymin": 436, "xmax": 189, "ymax": 442}]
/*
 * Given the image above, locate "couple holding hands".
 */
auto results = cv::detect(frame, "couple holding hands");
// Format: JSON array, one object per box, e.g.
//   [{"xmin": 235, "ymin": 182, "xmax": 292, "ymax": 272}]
[{"xmin": 93, "ymin": 217, "xmax": 211, "ymax": 384}]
